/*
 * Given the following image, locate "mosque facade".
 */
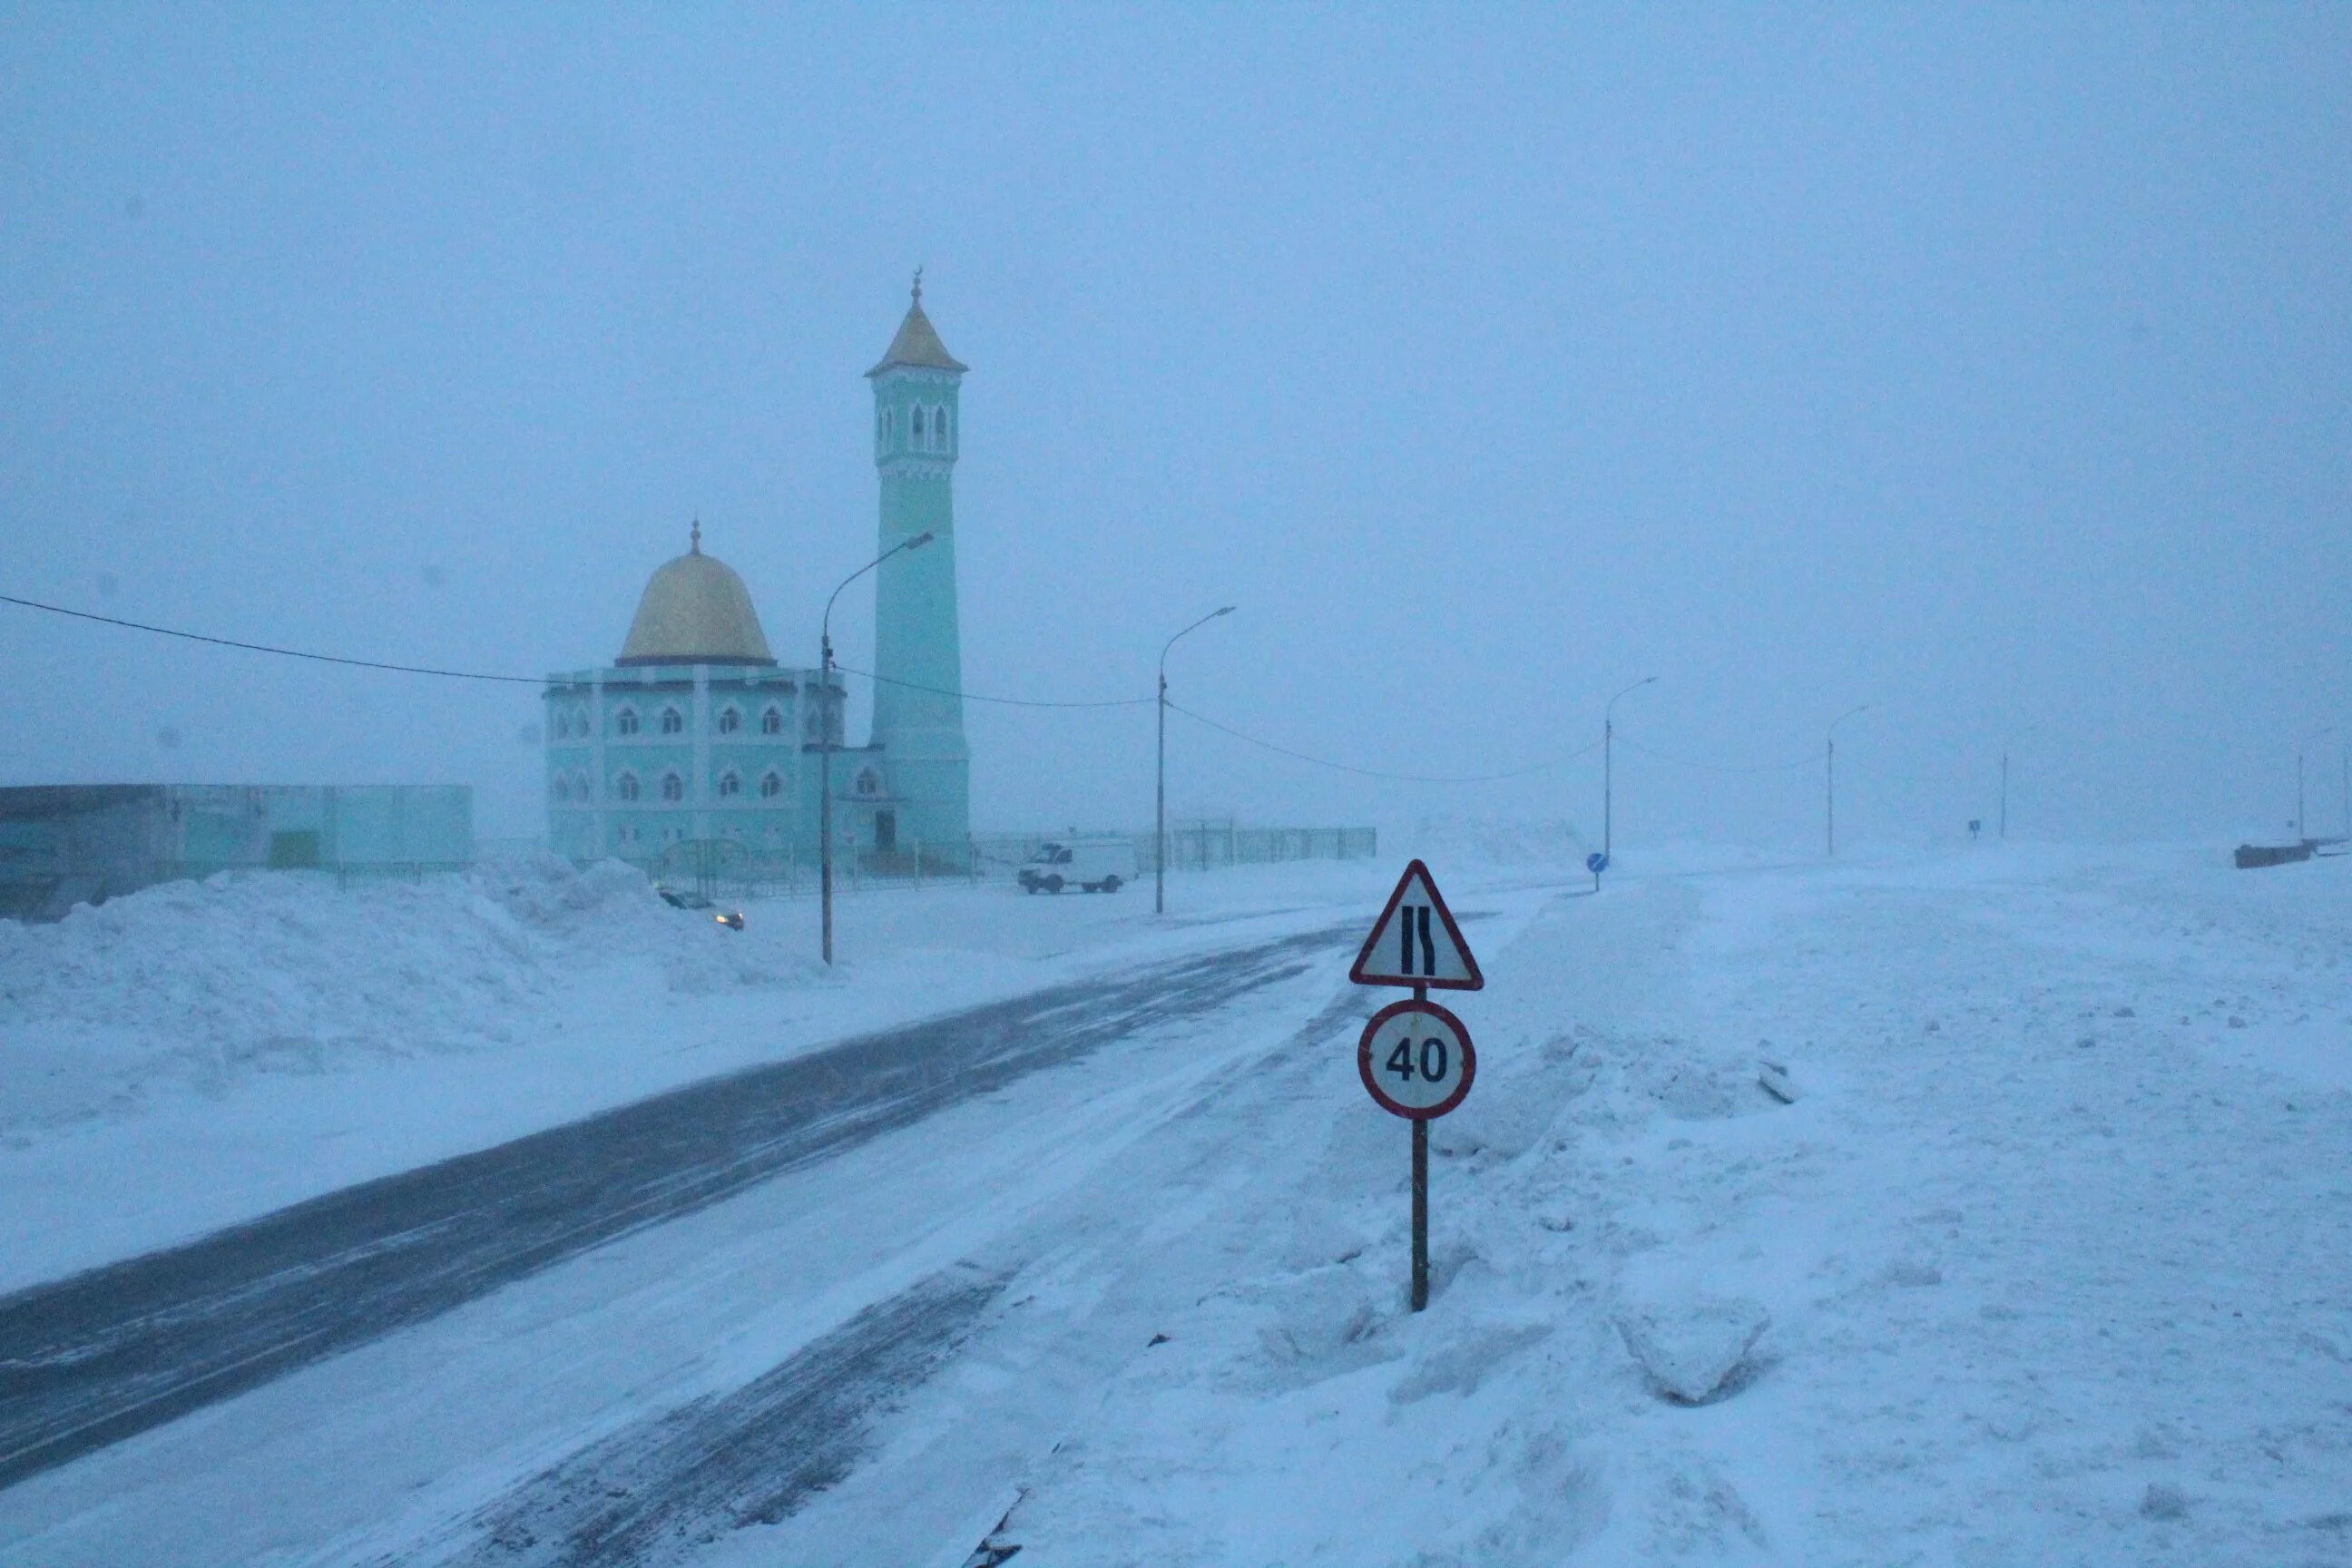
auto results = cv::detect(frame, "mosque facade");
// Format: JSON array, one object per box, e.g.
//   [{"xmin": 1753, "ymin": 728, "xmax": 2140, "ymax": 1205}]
[{"xmin": 541, "ymin": 281, "xmax": 971, "ymax": 873}]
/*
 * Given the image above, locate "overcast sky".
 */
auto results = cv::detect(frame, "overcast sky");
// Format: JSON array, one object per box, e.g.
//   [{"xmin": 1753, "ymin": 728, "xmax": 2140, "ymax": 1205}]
[{"xmin": 3, "ymin": 6, "xmax": 2347, "ymax": 848}]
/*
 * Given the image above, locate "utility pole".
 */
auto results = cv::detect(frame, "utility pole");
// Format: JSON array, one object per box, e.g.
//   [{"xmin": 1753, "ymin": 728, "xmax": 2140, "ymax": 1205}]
[
  {"xmin": 1827, "ymin": 705, "xmax": 1869, "ymax": 858},
  {"xmin": 818, "ymin": 532, "xmax": 932, "ymax": 965},
  {"xmin": 1156, "ymin": 606, "xmax": 1234, "ymax": 914},
  {"xmin": 2298, "ymin": 727, "xmax": 2336, "ymax": 841},
  {"xmin": 1603, "ymin": 676, "xmax": 1657, "ymax": 864}
]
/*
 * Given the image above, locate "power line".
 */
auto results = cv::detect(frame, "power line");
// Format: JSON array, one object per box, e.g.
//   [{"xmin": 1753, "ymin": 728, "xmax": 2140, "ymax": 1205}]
[
  {"xmin": 5, "ymin": 587, "xmax": 1864, "ymax": 785},
  {"xmin": 1616, "ymin": 735, "xmax": 1816, "ymax": 774},
  {"xmin": 831, "ymin": 663, "xmax": 1152, "ymax": 709},
  {"xmin": 1168, "ymin": 700, "xmax": 1600, "ymax": 784},
  {"xmin": 0, "ymin": 591, "xmax": 547, "ymax": 685},
  {"xmin": 0, "ymin": 591, "xmax": 1167, "ymax": 708}
]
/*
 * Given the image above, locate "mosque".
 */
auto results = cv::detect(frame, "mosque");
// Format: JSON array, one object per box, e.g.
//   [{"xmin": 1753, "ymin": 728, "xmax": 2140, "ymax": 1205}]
[{"xmin": 541, "ymin": 279, "xmax": 971, "ymax": 872}]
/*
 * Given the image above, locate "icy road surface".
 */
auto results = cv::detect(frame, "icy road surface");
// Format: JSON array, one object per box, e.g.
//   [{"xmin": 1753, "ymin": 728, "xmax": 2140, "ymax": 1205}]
[{"xmin": 0, "ymin": 919, "xmax": 1358, "ymax": 1491}]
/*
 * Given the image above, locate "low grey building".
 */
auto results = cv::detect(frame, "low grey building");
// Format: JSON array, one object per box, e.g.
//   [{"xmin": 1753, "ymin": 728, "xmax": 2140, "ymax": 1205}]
[{"xmin": 0, "ymin": 784, "xmax": 474, "ymax": 920}]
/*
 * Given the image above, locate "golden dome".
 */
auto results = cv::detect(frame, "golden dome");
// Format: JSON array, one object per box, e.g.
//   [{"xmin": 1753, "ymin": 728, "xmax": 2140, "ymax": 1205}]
[{"xmin": 616, "ymin": 525, "xmax": 777, "ymax": 667}]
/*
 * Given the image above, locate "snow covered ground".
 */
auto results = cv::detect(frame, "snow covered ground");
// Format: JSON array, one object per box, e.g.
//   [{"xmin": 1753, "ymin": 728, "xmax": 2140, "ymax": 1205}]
[
  {"xmin": 978, "ymin": 843, "xmax": 2352, "ymax": 1566},
  {"xmin": 3, "ymin": 839, "xmax": 2348, "ymax": 1565}
]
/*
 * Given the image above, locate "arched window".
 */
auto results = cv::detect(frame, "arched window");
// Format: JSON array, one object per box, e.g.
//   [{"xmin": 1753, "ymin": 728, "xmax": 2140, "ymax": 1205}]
[
  {"xmin": 661, "ymin": 772, "xmax": 684, "ymax": 802},
  {"xmin": 717, "ymin": 770, "xmax": 741, "ymax": 798},
  {"xmin": 552, "ymin": 774, "xmax": 569, "ymax": 802},
  {"xmin": 574, "ymin": 770, "xmax": 593, "ymax": 801},
  {"xmin": 760, "ymin": 705, "xmax": 783, "ymax": 736},
  {"xmin": 717, "ymin": 705, "xmax": 740, "ymax": 734},
  {"xmin": 760, "ymin": 770, "xmax": 783, "ymax": 799},
  {"xmin": 615, "ymin": 707, "xmax": 640, "ymax": 736},
  {"xmin": 616, "ymin": 770, "xmax": 641, "ymax": 801},
  {"xmin": 877, "ymin": 408, "xmax": 887, "ymax": 446},
  {"xmin": 911, "ymin": 406, "xmax": 925, "ymax": 440},
  {"xmin": 936, "ymin": 406, "xmax": 950, "ymax": 449},
  {"xmin": 659, "ymin": 707, "xmax": 683, "ymax": 735}
]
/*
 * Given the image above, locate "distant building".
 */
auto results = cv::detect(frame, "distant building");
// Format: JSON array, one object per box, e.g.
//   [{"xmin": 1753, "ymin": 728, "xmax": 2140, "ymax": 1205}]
[
  {"xmin": 0, "ymin": 784, "xmax": 474, "ymax": 920},
  {"xmin": 543, "ymin": 277, "xmax": 973, "ymax": 871}
]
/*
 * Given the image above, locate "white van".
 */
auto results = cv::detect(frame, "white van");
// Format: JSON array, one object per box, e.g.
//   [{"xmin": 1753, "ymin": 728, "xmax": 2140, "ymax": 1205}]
[{"xmin": 1017, "ymin": 838, "xmax": 1138, "ymax": 894}]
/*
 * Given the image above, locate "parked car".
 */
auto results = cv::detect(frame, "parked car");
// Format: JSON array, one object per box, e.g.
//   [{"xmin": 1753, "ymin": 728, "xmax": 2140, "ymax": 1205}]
[{"xmin": 1017, "ymin": 838, "xmax": 1137, "ymax": 894}]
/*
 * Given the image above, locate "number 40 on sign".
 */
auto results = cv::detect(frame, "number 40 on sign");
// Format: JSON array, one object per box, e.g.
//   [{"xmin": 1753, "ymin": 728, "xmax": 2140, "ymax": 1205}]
[{"xmin": 1359, "ymin": 996, "xmax": 1475, "ymax": 1118}]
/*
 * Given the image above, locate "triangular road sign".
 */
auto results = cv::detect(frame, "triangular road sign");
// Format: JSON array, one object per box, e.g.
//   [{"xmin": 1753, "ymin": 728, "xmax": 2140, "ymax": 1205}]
[{"xmin": 1350, "ymin": 858, "xmax": 1484, "ymax": 990}]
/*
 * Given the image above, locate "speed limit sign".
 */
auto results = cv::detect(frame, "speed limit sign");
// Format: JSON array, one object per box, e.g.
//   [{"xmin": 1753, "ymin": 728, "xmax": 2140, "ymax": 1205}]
[{"xmin": 1357, "ymin": 997, "xmax": 1476, "ymax": 1121}]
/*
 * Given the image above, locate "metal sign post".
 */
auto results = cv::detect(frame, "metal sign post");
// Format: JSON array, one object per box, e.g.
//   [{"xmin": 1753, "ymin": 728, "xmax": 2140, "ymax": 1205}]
[
  {"xmin": 1412, "ymin": 998, "xmax": 1428, "ymax": 1310},
  {"xmin": 1351, "ymin": 860, "xmax": 1482, "ymax": 1311}
]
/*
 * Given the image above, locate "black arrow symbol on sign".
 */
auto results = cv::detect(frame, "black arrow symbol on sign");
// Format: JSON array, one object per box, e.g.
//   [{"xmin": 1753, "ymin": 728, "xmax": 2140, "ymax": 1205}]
[{"xmin": 1399, "ymin": 904, "xmax": 1435, "ymax": 975}]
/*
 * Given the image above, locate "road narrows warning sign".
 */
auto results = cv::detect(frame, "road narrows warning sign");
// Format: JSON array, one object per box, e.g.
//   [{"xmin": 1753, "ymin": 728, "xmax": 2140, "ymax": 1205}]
[
  {"xmin": 1348, "ymin": 859, "xmax": 1485, "ymax": 1316},
  {"xmin": 1348, "ymin": 858, "xmax": 1484, "ymax": 990}
]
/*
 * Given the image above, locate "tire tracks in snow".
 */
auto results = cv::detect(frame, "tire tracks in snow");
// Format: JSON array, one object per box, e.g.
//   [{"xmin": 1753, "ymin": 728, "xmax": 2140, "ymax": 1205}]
[
  {"xmin": 396, "ymin": 1265, "xmax": 1008, "ymax": 1568},
  {"xmin": 0, "ymin": 924, "xmax": 1350, "ymax": 1493}
]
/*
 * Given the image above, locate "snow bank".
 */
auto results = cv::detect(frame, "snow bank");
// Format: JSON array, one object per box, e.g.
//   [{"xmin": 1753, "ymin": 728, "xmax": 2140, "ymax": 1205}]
[
  {"xmin": 1396, "ymin": 817, "xmax": 1592, "ymax": 870},
  {"xmin": 1005, "ymin": 848, "xmax": 2352, "ymax": 1564},
  {"xmin": 0, "ymin": 858, "xmax": 823, "ymax": 1132}
]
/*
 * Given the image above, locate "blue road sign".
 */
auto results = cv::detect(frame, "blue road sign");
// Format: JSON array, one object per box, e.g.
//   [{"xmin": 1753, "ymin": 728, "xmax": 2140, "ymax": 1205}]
[{"xmin": 1586, "ymin": 851, "xmax": 1609, "ymax": 875}]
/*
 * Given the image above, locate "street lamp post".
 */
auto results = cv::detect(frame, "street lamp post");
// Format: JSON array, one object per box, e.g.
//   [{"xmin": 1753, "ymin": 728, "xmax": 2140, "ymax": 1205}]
[
  {"xmin": 1156, "ymin": 606, "xmax": 1235, "ymax": 915},
  {"xmin": 2298, "ymin": 726, "xmax": 2336, "ymax": 840},
  {"xmin": 818, "ymin": 531, "xmax": 933, "ymax": 965},
  {"xmin": 1602, "ymin": 676, "xmax": 1658, "ymax": 865},
  {"xmin": 1826, "ymin": 704, "xmax": 1870, "ymax": 858},
  {"xmin": 1998, "ymin": 726, "xmax": 2036, "ymax": 841}
]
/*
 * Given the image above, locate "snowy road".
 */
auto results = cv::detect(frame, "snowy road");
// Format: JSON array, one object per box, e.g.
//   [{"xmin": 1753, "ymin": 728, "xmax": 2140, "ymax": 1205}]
[
  {"xmin": 5, "ymin": 848, "xmax": 2346, "ymax": 1566},
  {"xmin": 0, "ymin": 919, "xmax": 1351, "ymax": 1496}
]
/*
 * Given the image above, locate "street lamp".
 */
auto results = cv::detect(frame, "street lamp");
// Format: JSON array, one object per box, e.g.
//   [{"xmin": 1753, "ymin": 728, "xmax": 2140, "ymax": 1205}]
[
  {"xmin": 2298, "ymin": 725, "xmax": 2335, "ymax": 841},
  {"xmin": 1157, "ymin": 605, "xmax": 1235, "ymax": 914},
  {"xmin": 1826, "ymin": 704, "xmax": 1870, "ymax": 858},
  {"xmin": 1602, "ymin": 675, "xmax": 1658, "ymax": 864},
  {"xmin": 818, "ymin": 530, "xmax": 933, "ymax": 965},
  {"xmin": 1999, "ymin": 724, "xmax": 2038, "ymax": 842}
]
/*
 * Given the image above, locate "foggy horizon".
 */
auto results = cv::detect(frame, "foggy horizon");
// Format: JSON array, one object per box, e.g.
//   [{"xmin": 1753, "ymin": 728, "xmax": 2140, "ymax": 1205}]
[{"xmin": 5, "ymin": 7, "xmax": 2347, "ymax": 848}]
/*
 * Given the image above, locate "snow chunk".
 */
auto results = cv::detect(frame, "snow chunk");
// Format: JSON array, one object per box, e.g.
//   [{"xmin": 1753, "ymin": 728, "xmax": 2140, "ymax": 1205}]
[{"xmin": 1615, "ymin": 1296, "xmax": 1771, "ymax": 1405}]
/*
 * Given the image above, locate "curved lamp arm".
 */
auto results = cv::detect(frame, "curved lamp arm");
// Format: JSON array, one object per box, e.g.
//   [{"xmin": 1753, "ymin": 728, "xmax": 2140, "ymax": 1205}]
[
  {"xmin": 1161, "ymin": 605, "xmax": 1236, "ymax": 685},
  {"xmin": 1607, "ymin": 675, "xmax": 1659, "ymax": 726},
  {"xmin": 823, "ymin": 531, "xmax": 934, "ymax": 657}
]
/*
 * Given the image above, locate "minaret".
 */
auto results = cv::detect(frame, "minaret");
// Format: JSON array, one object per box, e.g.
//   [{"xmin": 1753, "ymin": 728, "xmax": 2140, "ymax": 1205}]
[{"xmin": 866, "ymin": 270, "xmax": 971, "ymax": 863}]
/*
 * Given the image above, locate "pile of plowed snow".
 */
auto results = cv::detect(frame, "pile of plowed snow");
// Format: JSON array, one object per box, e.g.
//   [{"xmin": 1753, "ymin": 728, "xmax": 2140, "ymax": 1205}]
[{"xmin": 0, "ymin": 858, "xmax": 824, "ymax": 1130}]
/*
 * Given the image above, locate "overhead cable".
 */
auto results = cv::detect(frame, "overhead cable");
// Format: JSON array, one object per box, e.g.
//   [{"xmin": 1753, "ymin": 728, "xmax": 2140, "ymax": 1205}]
[
  {"xmin": 1616, "ymin": 735, "xmax": 1817, "ymax": 774},
  {"xmin": 5, "ymin": 588, "xmax": 1851, "ymax": 783},
  {"xmin": 830, "ymin": 663, "xmax": 1152, "ymax": 709},
  {"xmin": 0, "ymin": 592, "xmax": 547, "ymax": 685},
  {"xmin": 1168, "ymin": 700, "xmax": 1600, "ymax": 784}
]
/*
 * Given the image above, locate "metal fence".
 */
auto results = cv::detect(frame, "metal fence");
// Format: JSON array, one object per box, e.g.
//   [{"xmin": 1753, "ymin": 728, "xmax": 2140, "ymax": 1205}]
[{"xmin": 972, "ymin": 819, "xmax": 1377, "ymax": 877}]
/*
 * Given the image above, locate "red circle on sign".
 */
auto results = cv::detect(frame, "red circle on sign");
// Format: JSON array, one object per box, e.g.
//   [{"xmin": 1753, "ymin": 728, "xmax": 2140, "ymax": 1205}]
[{"xmin": 1357, "ymin": 998, "xmax": 1476, "ymax": 1121}]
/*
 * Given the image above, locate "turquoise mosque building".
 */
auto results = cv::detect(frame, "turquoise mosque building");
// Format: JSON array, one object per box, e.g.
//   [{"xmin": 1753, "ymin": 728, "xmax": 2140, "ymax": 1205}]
[{"xmin": 541, "ymin": 279, "xmax": 972, "ymax": 873}]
